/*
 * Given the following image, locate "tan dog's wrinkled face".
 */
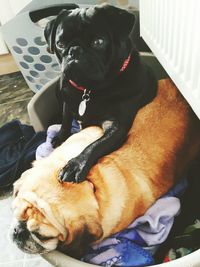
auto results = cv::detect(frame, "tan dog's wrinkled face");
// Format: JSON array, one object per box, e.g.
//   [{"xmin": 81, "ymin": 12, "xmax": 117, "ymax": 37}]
[
  {"xmin": 11, "ymin": 215, "xmax": 60, "ymax": 254},
  {"xmin": 11, "ymin": 195, "xmax": 61, "ymax": 254},
  {"xmin": 11, "ymin": 167, "xmax": 103, "ymax": 256}
]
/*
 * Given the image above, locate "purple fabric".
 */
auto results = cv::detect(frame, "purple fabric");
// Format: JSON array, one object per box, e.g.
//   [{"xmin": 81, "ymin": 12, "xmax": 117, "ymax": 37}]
[
  {"xmin": 82, "ymin": 196, "xmax": 182, "ymax": 266},
  {"xmin": 36, "ymin": 124, "xmax": 61, "ymax": 160},
  {"xmin": 88, "ymin": 197, "xmax": 181, "ymax": 251},
  {"xmin": 35, "ymin": 124, "xmax": 187, "ymax": 266},
  {"xmin": 36, "ymin": 120, "xmax": 80, "ymax": 160},
  {"xmin": 127, "ymin": 197, "xmax": 181, "ymax": 246}
]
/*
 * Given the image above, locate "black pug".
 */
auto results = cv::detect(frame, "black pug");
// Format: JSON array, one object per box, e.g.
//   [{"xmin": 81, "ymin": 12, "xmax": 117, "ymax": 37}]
[{"xmin": 44, "ymin": 4, "xmax": 157, "ymax": 183}]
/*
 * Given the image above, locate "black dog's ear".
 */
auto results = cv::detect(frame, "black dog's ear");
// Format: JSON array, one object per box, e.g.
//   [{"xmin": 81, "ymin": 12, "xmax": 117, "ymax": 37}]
[
  {"xmin": 44, "ymin": 18, "xmax": 56, "ymax": 54},
  {"xmin": 94, "ymin": 4, "xmax": 135, "ymax": 39},
  {"xmin": 44, "ymin": 9, "xmax": 70, "ymax": 54}
]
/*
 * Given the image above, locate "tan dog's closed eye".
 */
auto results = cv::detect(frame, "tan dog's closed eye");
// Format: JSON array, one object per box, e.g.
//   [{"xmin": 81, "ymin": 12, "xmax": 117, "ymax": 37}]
[{"xmin": 12, "ymin": 79, "xmax": 200, "ymax": 258}]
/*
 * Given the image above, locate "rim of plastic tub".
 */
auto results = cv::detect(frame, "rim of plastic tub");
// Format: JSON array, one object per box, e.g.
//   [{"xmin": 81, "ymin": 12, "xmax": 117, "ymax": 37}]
[{"xmin": 42, "ymin": 248, "xmax": 200, "ymax": 267}]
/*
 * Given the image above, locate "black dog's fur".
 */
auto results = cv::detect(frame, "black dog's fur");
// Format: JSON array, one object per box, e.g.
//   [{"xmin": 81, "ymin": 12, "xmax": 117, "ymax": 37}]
[{"xmin": 44, "ymin": 4, "xmax": 157, "ymax": 183}]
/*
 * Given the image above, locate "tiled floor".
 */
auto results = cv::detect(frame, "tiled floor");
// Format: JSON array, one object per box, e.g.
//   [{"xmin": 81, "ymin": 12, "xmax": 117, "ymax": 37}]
[
  {"xmin": 0, "ymin": 71, "xmax": 52, "ymax": 266},
  {"xmin": 0, "ymin": 72, "xmax": 34, "ymax": 127}
]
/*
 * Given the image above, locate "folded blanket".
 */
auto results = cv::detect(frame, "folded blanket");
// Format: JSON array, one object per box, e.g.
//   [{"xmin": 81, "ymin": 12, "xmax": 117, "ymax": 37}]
[{"xmin": 36, "ymin": 124, "xmax": 187, "ymax": 267}]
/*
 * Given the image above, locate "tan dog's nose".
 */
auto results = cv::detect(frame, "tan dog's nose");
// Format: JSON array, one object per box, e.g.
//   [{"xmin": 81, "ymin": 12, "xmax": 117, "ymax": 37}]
[{"xmin": 13, "ymin": 222, "xmax": 29, "ymax": 241}]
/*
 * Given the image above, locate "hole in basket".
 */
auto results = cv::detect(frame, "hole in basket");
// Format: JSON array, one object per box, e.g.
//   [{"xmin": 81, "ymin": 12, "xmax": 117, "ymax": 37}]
[
  {"xmin": 40, "ymin": 79, "xmax": 49, "ymax": 85},
  {"xmin": 26, "ymin": 76, "xmax": 35, "ymax": 83},
  {"xmin": 45, "ymin": 72, "xmax": 58, "ymax": 79},
  {"xmin": 35, "ymin": 84, "xmax": 42, "ymax": 90},
  {"xmin": 16, "ymin": 38, "xmax": 28, "ymax": 46},
  {"xmin": 19, "ymin": 62, "xmax": 29, "ymax": 69},
  {"xmin": 23, "ymin": 55, "xmax": 34, "ymax": 63},
  {"xmin": 34, "ymin": 64, "xmax": 45, "ymax": 71},
  {"xmin": 30, "ymin": 70, "xmax": 39, "ymax": 78},
  {"xmin": 51, "ymin": 63, "xmax": 61, "ymax": 72},
  {"xmin": 34, "ymin": 37, "xmax": 46, "ymax": 46},
  {"xmin": 28, "ymin": 47, "xmax": 40, "ymax": 55},
  {"xmin": 40, "ymin": 55, "xmax": 52, "ymax": 63},
  {"xmin": 12, "ymin": 46, "xmax": 23, "ymax": 54}
]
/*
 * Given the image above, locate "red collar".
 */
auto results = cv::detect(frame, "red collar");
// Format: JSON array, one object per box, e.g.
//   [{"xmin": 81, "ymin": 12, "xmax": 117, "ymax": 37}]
[
  {"xmin": 68, "ymin": 54, "xmax": 131, "ymax": 91},
  {"xmin": 68, "ymin": 79, "xmax": 86, "ymax": 91},
  {"xmin": 119, "ymin": 54, "xmax": 131, "ymax": 72}
]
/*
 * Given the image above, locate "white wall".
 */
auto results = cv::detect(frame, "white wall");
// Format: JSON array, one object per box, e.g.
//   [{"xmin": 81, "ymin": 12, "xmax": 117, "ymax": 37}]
[{"xmin": 140, "ymin": 0, "xmax": 200, "ymax": 119}]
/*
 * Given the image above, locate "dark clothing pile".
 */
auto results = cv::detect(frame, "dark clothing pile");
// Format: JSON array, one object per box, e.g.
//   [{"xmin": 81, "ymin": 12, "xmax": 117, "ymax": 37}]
[{"xmin": 0, "ymin": 120, "xmax": 46, "ymax": 191}]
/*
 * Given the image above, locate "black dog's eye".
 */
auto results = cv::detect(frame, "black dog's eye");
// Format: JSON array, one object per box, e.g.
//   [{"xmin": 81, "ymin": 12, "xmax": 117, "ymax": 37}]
[
  {"xmin": 56, "ymin": 41, "xmax": 65, "ymax": 50},
  {"xmin": 91, "ymin": 37, "xmax": 105, "ymax": 49}
]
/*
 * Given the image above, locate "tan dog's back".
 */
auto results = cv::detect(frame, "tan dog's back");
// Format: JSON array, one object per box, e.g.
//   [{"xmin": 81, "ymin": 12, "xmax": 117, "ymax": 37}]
[{"xmin": 87, "ymin": 79, "xmax": 200, "ymax": 237}]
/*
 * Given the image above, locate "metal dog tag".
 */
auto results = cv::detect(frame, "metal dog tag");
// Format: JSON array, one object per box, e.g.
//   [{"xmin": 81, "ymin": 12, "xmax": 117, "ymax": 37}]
[
  {"xmin": 78, "ymin": 89, "xmax": 91, "ymax": 117},
  {"xmin": 78, "ymin": 99, "xmax": 87, "ymax": 116}
]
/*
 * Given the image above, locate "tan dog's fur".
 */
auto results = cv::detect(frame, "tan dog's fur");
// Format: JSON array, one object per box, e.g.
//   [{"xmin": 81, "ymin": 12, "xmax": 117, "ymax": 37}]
[{"xmin": 13, "ymin": 79, "xmax": 200, "ymax": 256}]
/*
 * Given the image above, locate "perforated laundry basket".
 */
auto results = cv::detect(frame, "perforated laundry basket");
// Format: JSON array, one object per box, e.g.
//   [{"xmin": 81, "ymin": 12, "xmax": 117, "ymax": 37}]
[
  {"xmin": 42, "ymin": 249, "xmax": 200, "ymax": 267},
  {"xmin": 1, "ymin": 3, "xmax": 80, "ymax": 93}
]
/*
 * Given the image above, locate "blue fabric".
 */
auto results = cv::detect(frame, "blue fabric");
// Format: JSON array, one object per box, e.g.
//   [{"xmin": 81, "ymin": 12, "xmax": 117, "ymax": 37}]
[
  {"xmin": 82, "ymin": 240, "xmax": 154, "ymax": 267},
  {"xmin": 71, "ymin": 119, "xmax": 80, "ymax": 134},
  {"xmin": 164, "ymin": 176, "xmax": 187, "ymax": 198},
  {"xmin": 0, "ymin": 120, "xmax": 46, "ymax": 189}
]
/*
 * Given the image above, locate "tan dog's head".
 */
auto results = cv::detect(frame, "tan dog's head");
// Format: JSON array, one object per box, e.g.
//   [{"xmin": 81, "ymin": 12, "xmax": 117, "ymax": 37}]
[
  {"xmin": 12, "ymin": 169, "xmax": 103, "ymax": 256},
  {"xmin": 11, "ymin": 127, "xmax": 105, "ymax": 257}
]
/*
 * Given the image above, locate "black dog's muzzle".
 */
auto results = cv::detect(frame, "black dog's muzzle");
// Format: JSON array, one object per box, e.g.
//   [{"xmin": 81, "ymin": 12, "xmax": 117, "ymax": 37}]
[{"xmin": 68, "ymin": 46, "xmax": 84, "ymax": 60}]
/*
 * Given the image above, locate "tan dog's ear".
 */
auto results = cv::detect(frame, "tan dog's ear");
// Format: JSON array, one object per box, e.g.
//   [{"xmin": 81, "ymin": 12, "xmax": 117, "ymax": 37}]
[
  {"xmin": 13, "ymin": 181, "xmax": 22, "ymax": 198},
  {"xmin": 59, "ymin": 220, "xmax": 103, "ymax": 258},
  {"xmin": 12, "ymin": 198, "xmax": 32, "ymax": 221}
]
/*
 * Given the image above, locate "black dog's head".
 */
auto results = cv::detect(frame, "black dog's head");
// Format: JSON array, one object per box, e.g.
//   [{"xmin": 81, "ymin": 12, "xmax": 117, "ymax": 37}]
[{"xmin": 44, "ymin": 4, "xmax": 135, "ymax": 89}]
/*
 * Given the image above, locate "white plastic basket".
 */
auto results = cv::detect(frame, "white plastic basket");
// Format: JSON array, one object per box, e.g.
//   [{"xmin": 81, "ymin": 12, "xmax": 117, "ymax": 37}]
[
  {"xmin": 1, "ymin": 0, "xmax": 138, "ymax": 93},
  {"xmin": 1, "ymin": 3, "xmax": 79, "ymax": 92}
]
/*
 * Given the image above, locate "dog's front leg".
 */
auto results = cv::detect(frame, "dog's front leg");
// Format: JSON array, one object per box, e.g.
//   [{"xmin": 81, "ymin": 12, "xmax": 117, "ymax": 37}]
[
  {"xmin": 59, "ymin": 120, "xmax": 128, "ymax": 183},
  {"xmin": 51, "ymin": 102, "xmax": 73, "ymax": 148}
]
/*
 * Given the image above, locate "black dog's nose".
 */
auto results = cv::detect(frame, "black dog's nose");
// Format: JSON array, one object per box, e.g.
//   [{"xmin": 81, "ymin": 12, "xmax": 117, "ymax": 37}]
[
  {"xmin": 68, "ymin": 46, "xmax": 83, "ymax": 58},
  {"xmin": 13, "ymin": 225, "xmax": 29, "ymax": 241}
]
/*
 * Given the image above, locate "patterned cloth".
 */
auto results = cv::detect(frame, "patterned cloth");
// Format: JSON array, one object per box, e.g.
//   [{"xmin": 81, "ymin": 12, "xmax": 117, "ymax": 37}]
[{"xmin": 82, "ymin": 196, "xmax": 182, "ymax": 266}]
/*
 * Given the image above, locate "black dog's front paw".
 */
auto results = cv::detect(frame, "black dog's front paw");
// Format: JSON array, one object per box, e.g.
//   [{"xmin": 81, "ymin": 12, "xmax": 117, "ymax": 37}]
[
  {"xmin": 51, "ymin": 134, "xmax": 66, "ymax": 148},
  {"xmin": 51, "ymin": 136, "xmax": 62, "ymax": 148},
  {"xmin": 58, "ymin": 158, "xmax": 87, "ymax": 183}
]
